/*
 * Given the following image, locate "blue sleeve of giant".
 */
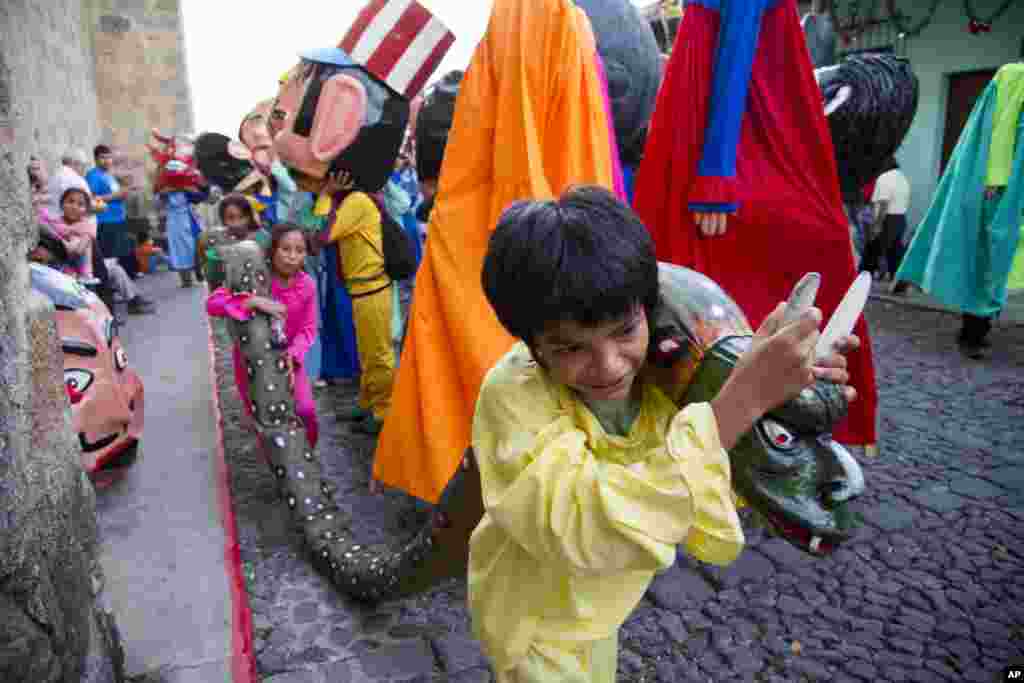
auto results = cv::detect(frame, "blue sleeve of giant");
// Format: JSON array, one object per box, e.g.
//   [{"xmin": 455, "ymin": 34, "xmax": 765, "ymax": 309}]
[{"xmin": 690, "ymin": 0, "xmax": 773, "ymax": 214}]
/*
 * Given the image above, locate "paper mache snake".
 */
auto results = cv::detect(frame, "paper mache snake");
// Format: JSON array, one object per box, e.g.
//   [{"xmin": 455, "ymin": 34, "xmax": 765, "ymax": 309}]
[{"xmin": 215, "ymin": 235, "xmax": 865, "ymax": 603}]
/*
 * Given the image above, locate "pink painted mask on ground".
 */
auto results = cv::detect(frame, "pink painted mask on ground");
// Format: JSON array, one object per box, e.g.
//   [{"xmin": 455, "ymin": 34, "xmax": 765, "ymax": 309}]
[{"xmin": 30, "ymin": 264, "xmax": 144, "ymax": 480}]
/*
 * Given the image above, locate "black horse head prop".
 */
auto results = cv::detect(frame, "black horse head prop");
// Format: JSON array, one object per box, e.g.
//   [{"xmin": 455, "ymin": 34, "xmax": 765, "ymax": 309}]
[
  {"xmin": 194, "ymin": 132, "xmax": 255, "ymax": 193},
  {"xmin": 816, "ymin": 54, "xmax": 919, "ymax": 202}
]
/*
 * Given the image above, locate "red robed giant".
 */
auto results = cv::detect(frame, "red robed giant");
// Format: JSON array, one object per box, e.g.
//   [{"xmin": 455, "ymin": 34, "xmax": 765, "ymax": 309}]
[{"xmin": 633, "ymin": 0, "xmax": 878, "ymax": 445}]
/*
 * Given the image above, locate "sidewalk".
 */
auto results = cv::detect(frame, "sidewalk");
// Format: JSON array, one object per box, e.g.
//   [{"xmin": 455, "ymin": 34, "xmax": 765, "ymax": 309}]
[
  {"xmin": 870, "ymin": 280, "xmax": 1024, "ymax": 326},
  {"xmin": 94, "ymin": 271, "xmax": 244, "ymax": 682}
]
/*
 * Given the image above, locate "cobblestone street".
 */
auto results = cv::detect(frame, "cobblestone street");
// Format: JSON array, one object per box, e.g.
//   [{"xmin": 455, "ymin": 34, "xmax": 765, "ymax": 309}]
[{"xmin": 211, "ymin": 296, "xmax": 1024, "ymax": 683}]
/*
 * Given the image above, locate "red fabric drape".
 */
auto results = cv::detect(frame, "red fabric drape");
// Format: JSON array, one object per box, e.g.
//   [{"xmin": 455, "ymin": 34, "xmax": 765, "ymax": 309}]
[{"xmin": 635, "ymin": 0, "xmax": 878, "ymax": 445}]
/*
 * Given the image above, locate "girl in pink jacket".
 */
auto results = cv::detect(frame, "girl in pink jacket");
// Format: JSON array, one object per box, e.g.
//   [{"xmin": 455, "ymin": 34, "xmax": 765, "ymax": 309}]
[
  {"xmin": 39, "ymin": 187, "xmax": 96, "ymax": 279},
  {"xmin": 207, "ymin": 223, "xmax": 320, "ymax": 448}
]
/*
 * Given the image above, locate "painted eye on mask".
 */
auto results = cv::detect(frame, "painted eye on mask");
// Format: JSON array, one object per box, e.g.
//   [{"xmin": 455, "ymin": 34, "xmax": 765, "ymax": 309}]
[
  {"xmin": 65, "ymin": 368, "xmax": 95, "ymax": 395},
  {"xmin": 760, "ymin": 419, "xmax": 797, "ymax": 451}
]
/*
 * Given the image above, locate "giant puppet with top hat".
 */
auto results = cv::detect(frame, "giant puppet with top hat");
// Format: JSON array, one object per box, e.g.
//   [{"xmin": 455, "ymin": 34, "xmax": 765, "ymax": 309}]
[{"xmin": 272, "ymin": 0, "xmax": 454, "ymax": 196}]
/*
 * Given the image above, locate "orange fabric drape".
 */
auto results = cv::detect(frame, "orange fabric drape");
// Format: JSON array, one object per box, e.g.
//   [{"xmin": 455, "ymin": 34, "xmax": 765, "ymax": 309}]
[{"xmin": 372, "ymin": 0, "xmax": 617, "ymax": 503}]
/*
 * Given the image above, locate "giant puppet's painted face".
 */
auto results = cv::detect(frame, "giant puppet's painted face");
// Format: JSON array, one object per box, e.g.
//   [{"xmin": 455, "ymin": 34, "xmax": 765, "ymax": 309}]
[
  {"xmin": 273, "ymin": 58, "xmax": 410, "ymax": 193},
  {"xmin": 239, "ymin": 99, "xmax": 277, "ymax": 176},
  {"xmin": 575, "ymin": 0, "xmax": 662, "ymax": 158},
  {"xmin": 270, "ymin": 0, "xmax": 453, "ymax": 195},
  {"xmin": 148, "ymin": 129, "xmax": 205, "ymax": 192}
]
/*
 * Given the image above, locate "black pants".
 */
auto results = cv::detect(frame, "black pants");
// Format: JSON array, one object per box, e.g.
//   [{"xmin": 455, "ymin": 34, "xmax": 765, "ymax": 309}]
[
  {"xmin": 90, "ymin": 238, "xmax": 115, "ymax": 313},
  {"xmin": 960, "ymin": 313, "xmax": 993, "ymax": 345},
  {"xmin": 861, "ymin": 214, "xmax": 908, "ymax": 277},
  {"xmin": 98, "ymin": 221, "xmax": 139, "ymax": 279}
]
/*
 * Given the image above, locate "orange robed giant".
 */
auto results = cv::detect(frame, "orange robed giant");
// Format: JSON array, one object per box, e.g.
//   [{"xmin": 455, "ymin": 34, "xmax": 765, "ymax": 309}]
[{"xmin": 373, "ymin": 0, "xmax": 619, "ymax": 503}]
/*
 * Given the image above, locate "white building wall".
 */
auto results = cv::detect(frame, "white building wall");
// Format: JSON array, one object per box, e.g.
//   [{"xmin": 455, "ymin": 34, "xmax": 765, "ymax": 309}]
[{"xmin": 897, "ymin": 0, "xmax": 1023, "ymax": 230}]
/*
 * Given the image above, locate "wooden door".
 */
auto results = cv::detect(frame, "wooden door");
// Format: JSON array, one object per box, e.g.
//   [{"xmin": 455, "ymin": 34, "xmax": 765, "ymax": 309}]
[{"xmin": 941, "ymin": 68, "xmax": 997, "ymax": 173}]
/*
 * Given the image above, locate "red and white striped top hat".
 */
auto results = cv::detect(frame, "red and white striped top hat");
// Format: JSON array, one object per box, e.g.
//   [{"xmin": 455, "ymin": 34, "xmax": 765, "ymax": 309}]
[{"xmin": 339, "ymin": 0, "xmax": 455, "ymax": 100}]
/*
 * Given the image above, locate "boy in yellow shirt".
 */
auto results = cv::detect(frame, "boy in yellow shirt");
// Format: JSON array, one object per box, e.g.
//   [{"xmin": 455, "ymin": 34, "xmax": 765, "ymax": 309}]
[
  {"xmin": 470, "ymin": 186, "xmax": 859, "ymax": 681},
  {"xmin": 316, "ymin": 172, "xmax": 395, "ymax": 435}
]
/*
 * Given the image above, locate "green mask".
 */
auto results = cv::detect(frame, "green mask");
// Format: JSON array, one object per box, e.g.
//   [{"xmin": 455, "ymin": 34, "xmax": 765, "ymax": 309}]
[{"xmin": 645, "ymin": 263, "xmax": 864, "ymax": 556}]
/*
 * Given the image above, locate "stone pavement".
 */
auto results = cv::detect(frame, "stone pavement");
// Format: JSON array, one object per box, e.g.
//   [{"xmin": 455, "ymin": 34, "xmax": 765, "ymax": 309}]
[
  {"xmin": 210, "ymin": 296, "xmax": 1024, "ymax": 683},
  {"xmin": 97, "ymin": 271, "xmax": 237, "ymax": 682}
]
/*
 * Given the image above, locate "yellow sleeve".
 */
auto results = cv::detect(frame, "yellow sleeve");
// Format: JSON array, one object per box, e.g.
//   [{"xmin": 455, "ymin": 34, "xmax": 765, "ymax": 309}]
[
  {"xmin": 472, "ymin": 362, "xmax": 744, "ymax": 578},
  {"xmin": 312, "ymin": 192, "xmax": 378, "ymax": 243},
  {"xmin": 987, "ymin": 65, "xmax": 1024, "ymax": 188},
  {"xmin": 313, "ymin": 192, "xmax": 333, "ymax": 217}
]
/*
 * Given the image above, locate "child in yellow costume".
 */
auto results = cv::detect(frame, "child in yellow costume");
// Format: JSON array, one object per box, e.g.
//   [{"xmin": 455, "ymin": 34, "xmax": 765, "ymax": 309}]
[
  {"xmin": 315, "ymin": 177, "xmax": 394, "ymax": 435},
  {"xmin": 373, "ymin": 0, "xmax": 620, "ymax": 502},
  {"xmin": 470, "ymin": 187, "xmax": 860, "ymax": 682}
]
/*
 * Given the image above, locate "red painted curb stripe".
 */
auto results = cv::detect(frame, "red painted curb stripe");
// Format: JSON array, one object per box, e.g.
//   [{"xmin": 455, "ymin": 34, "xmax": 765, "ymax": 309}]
[{"xmin": 207, "ymin": 315, "xmax": 257, "ymax": 683}]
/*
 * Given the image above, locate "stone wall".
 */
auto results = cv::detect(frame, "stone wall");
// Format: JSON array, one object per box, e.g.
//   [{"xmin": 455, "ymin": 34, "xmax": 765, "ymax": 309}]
[
  {"xmin": 83, "ymin": 0, "xmax": 195, "ymax": 215},
  {"xmin": 0, "ymin": 0, "xmax": 102, "ymax": 180},
  {"xmin": 1, "ymin": 1, "xmax": 123, "ymax": 681}
]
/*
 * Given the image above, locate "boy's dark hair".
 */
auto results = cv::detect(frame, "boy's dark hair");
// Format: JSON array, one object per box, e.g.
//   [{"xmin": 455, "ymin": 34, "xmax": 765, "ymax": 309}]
[
  {"xmin": 482, "ymin": 185, "xmax": 659, "ymax": 346},
  {"xmin": 93, "ymin": 144, "xmax": 112, "ymax": 159},
  {"xmin": 60, "ymin": 187, "xmax": 92, "ymax": 213},
  {"xmin": 267, "ymin": 222, "xmax": 311, "ymax": 262},
  {"xmin": 218, "ymin": 193, "xmax": 260, "ymax": 229}
]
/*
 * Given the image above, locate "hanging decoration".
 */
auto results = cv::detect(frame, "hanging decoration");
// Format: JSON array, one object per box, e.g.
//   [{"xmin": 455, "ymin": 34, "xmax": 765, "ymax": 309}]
[
  {"xmin": 963, "ymin": 0, "xmax": 1015, "ymax": 34},
  {"xmin": 835, "ymin": 0, "xmax": 863, "ymax": 45},
  {"xmin": 885, "ymin": 0, "xmax": 941, "ymax": 39},
  {"xmin": 836, "ymin": 0, "xmax": 885, "ymax": 47},
  {"xmin": 834, "ymin": 0, "xmax": 1012, "ymax": 48}
]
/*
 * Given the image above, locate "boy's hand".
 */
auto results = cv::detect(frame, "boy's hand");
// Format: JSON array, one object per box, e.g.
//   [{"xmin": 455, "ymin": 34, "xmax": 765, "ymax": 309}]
[
  {"xmin": 812, "ymin": 334, "xmax": 859, "ymax": 403},
  {"xmin": 711, "ymin": 303, "xmax": 820, "ymax": 449},
  {"xmin": 742, "ymin": 302, "xmax": 823, "ymax": 411}
]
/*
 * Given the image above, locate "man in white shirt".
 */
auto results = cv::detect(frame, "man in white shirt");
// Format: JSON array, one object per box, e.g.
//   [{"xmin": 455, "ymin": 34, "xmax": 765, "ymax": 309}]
[{"xmin": 863, "ymin": 158, "xmax": 911, "ymax": 292}]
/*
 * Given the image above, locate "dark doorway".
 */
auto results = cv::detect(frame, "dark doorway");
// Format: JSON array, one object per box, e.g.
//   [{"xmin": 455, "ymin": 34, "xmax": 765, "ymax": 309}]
[{"xmin": 941, "ymin": 68, "xmax": 997, "ymax": 174}]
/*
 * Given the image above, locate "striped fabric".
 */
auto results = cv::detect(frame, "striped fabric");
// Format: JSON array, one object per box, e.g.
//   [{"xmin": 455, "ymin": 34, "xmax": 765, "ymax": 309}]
[{"xmin": 340, "ymin": 0, "xmax": 455, "ymax": 98}]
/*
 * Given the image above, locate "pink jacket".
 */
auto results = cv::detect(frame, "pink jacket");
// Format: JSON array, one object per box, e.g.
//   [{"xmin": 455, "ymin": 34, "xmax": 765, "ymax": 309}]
[
  {"xmin": 38, "ymin": 207, "xmax": 95, "ymax": 278},
  {"xmin": 206, "ymin": 271, "xmax": 317, "ymax": 365}
]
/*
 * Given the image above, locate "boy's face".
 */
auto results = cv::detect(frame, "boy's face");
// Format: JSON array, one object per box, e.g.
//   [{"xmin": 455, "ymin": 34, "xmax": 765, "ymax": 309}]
[
  {"xmin": 96, "ymin": 153, "xmax": 113, "ymax": 171},
  {"xmin": 533, "ymin": 305, "xmax": 650, "ymax": 402}
]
